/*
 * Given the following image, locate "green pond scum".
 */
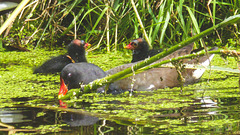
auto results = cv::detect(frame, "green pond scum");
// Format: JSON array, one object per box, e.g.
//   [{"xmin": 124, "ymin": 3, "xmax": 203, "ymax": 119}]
[{"xmin": 0, "ymin": 48, "xmax": 240, "ymax": 134}]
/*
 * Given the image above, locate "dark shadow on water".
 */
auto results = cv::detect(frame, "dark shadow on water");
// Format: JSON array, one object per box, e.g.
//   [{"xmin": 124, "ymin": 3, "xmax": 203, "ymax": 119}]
[
  {"xmin": 0, "ymin": 107, "xmax": 101, "ymax": 134},
  {"xmin": 61, "ymin": 112, "xmax": 99, "ymax": 127}
]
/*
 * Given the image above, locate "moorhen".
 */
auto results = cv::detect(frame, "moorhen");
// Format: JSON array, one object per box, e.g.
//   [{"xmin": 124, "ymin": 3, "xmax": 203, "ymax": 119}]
[
  {"xmin": 106, "ymin": 43, "xmax": 217, "ymax": 91},
  {"xmin": 34, "ymin": 39, "xmax": 90, "ymax": 74},
  {"xmin": 58, "ymin": 62, "xmax": 107, "ymax": 98},
  {"xmin": 125, "ymin": 38, "xmax": 162, "ymax": 63}
]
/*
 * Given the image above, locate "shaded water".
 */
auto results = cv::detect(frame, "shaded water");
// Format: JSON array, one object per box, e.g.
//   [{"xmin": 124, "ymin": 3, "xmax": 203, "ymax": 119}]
[{"xmin": 0, "ymin": 50, "xmax": 239, "ymax": 134}]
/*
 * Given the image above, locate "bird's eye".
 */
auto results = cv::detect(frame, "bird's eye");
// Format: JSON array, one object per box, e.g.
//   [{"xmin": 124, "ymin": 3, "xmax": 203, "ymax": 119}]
[
  {"xmin": 67, "ymin": 73, "xmax": 72, "ymax": 78},
  {"xmin": 131, "ymin": 42, "xmax": 137, "ymax": 47},
  {"xmin": 80, "ymin": 40, "xmax": 85, "ymax": 46}
]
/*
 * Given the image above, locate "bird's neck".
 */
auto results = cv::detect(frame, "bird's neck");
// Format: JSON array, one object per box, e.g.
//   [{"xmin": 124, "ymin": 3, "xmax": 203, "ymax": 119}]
[
  {"xmin": 132, "ymin": 49, "xmax": 149, "ymax": 62},
  {"xmin": 132, "ymin": 50, "xmax": 141, "ymax": 55},
  {"xmin": 68, "ymin": 46, "xmax": 87, "ymax": 62}
]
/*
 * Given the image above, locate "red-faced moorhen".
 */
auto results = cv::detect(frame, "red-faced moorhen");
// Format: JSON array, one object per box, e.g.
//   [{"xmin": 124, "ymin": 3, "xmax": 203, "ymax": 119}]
[
  {"xmin": 125, "ymin": 38, "xmax": 162, "ymax": 63},
  {"xmin": 34, "ymin": 39, "xmax": 90, "ymax": 74},
  {"xmin": 58, "ymin": 62, "xmax": 107, "ymax": 98},
  {"xmin": 107, "ymin": 43, "xmax": 217, "ymax": 91}
]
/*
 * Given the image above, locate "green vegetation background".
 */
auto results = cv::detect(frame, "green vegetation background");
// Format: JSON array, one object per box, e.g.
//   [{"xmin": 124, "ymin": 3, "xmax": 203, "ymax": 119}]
[{"xmin": 0, "ymin": 0, "xmax": 239, "ymax": 51}]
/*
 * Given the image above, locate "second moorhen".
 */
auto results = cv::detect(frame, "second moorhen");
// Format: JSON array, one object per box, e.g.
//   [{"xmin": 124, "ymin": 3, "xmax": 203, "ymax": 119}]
[
  {"xmin": 125, "ymin": 38, "xmax": 162, "ymax": 63},
  {"xmin": 34, "ymin": 39, "xmax": 90, "ymax": 74},
  {"xmin": 107, "ymin": 44, "xmax": 217, "ymax": 91}
]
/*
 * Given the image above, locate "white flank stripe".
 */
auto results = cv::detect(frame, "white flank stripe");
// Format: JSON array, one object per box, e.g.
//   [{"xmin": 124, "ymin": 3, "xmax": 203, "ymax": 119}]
[
  {"xmin": 147, "ymin": 84, "xmax": 155, "ymax": 90},
  {"xmin": 192, "ymin": 54, "xmax": 215, "ymax": 79}
]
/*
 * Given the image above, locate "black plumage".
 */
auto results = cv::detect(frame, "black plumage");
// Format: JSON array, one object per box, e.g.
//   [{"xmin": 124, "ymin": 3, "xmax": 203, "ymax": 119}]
[
  {"xmin": 58, "ymin": 63, "xmax": 107, "ymax": 98},
  {"xmin": 34, "ymin": 39, "xmax": 89, "ymax": 74},
  {"xmin": 125, "ymin": 38, "xmax": 162, "ymax": 63}
]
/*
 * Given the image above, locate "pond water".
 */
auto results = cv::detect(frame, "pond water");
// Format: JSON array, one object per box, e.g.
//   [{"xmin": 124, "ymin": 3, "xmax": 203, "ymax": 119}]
[{"xmin": 0, "ymin": 50, "xmax": 239, "ymax": 134}]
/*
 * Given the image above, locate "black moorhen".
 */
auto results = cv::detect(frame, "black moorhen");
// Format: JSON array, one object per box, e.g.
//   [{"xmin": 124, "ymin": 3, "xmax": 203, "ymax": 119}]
[
  {"xmin": 58, "ymin": 62, "xmax": 107, "ymax": 98},
  {"xmin": 125, "ymin": 38, "xmax": 162, "ymax": 63},
  {"xmin": 106, "ymin": 43, "xmax": 217, "ymax": 91},
  {"xmin": 34, "ymin": 39, "xmax": 90, "ymax": 74}
]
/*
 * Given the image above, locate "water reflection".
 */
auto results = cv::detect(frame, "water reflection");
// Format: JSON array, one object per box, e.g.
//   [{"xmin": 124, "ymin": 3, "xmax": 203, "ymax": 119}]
[
  {"xmin": 198, "ymin": 96, "xmax": 218, "ymax": 108},
  {"xmin": 0, "ymin": 107, "xmax": 38, "ymax": 134},
  {"xmin": 59, "ymin": 100, "xmax": 99, "ymax": 127},
  {"xmin": 61, "ymin": 112, "xmax": 99, "ymax": 127},
  {"xmin": 0, "ymin": 107, "xmax": 100, "ymax": 134},
  {"xmin": 0, "ymin": 108, "xmax": 33, "ymax": 124}
]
